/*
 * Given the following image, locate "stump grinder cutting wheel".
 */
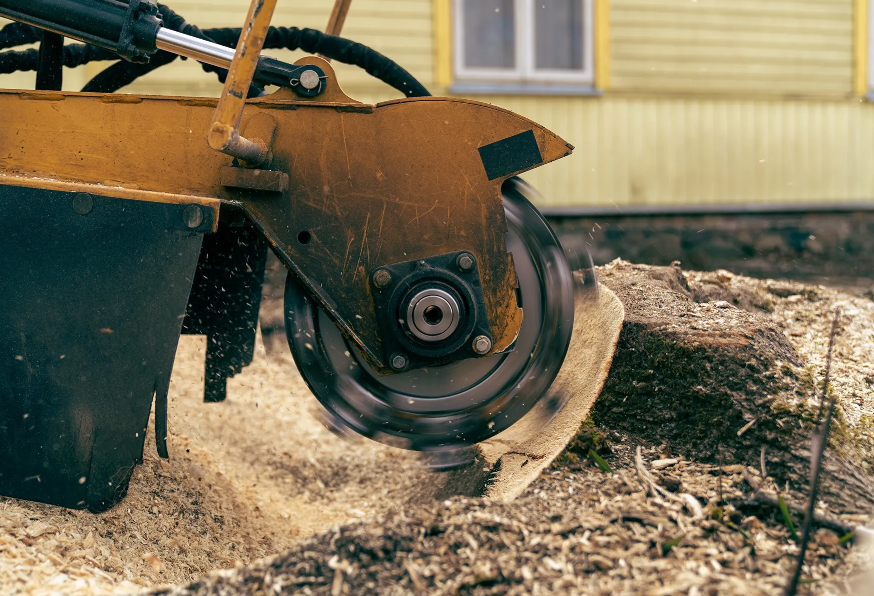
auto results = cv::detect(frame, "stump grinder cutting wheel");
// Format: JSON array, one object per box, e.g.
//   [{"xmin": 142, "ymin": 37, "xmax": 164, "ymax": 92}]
[
  {"xmin": 0, "ymin": 0, "xmax": 580, "ymax": 511},
  {"xmin": 285, "ymin": 178, "xmax": 575, "ymax": 461}
]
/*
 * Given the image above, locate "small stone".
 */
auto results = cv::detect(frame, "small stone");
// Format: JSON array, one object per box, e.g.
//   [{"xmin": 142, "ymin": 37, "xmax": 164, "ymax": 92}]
[
  {"xmin": 815, "ymin": 529, "xmax": 840, "ymax": 548},
  {"xmin": 652, "ymin": 458, "xmax": 678, "ymax": 470}
]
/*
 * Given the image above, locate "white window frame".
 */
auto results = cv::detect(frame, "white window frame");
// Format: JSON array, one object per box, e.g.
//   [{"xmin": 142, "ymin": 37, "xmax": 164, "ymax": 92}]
[{"xmin": 453, "ymin": 0, "xmax": 594, "ymax": 86}]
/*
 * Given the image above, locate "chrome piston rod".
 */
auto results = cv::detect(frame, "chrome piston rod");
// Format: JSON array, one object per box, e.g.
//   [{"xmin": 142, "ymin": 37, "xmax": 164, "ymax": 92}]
[{"xmin": 155, "ymin": 28, "xmax": 235, "ymax": 70}]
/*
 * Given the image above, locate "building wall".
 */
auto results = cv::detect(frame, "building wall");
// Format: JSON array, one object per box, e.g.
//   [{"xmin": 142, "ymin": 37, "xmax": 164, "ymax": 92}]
[
  {"xmin": 441, "ymin": 0, "xmax": 874, "ymax": 207},
  {"xmin": 609, "ymin": 0, "xmax": 855, "ymax": 98},
  {"xmin": 481, "ymin": 95, "xmax": 874, "ymax": 207}
]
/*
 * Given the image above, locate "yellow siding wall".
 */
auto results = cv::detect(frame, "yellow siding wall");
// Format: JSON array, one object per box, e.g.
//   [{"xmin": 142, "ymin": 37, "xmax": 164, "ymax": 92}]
[
  {"xmin": 480, "ymin": 95, "xmax": 874, "ymax": 207},
  {"xmin": 119, "ymin": 0, "xmax": 434, "ymax": 100},
  {"xmin": 609, "ymin": 0, "xmax": 855, "ymax": 98}
]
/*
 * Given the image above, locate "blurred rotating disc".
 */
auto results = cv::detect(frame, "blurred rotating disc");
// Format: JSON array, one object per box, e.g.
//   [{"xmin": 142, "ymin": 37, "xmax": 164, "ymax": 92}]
[{"xmin": 284, "ymin": 178, "xmax": 575, "ymax": 458}]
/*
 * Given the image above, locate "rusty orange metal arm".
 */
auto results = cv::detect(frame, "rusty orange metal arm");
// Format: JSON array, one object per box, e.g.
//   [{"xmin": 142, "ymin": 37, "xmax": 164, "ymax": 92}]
[
  {"xmin": 207, "ymin": 0, "xmax": 278, "ymax": 166},
  {"xmin": 325, "ymin": 0, "xmax": 353, "ymax": 35}
]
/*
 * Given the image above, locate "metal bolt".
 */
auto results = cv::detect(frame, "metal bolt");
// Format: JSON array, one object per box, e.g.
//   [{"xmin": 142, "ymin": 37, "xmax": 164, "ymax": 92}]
[
  {"xmin": 472, "ymin": 335, "xmax": 492, "ymax": 355},
  {"xmin": 72, "ymin": 193, "xmax": 93, "ymax": 216},
  {"xmin": 183, "ymin": 205, "xmax": 203, "ymax": 229},
  {"xmin": 299, "ymin": 69, "xmax": 321, "ymax": 90},
  {"xmin": 390, "ymin": 353, "xmax": 408, "ymax": 371},
  {"xmin": 372, "ymin": 269, "xmax": 392, "ymax": 289},
  {"xmin": 456, "ymin": 253, "xmax": 475, "ymax": 272}
]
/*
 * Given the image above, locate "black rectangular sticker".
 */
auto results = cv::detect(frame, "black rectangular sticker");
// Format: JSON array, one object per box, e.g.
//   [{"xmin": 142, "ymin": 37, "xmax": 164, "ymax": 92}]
[{"xmin": 478, "ymin": 130, "xmax": 543, "ymax": 181}]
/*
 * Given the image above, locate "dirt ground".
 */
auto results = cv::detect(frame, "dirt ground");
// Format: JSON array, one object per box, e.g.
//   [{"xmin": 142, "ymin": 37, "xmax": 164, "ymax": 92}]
[{"xmin": 1, "ymin": 263, "xmax": 874, "ymax": 595}]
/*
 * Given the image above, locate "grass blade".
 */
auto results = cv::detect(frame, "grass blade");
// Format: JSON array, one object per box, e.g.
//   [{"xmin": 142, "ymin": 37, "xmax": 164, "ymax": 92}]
[
  {"xmin": 661, "ymin": 534, "xmax": 684, "ymax": 555},
  {"xmin": 588, "ymin": 450, "xmax": 612, "ymax": 473},
  {"xmin": 778, "ymin": 495, "xmax": 798, "ymax": 541}
]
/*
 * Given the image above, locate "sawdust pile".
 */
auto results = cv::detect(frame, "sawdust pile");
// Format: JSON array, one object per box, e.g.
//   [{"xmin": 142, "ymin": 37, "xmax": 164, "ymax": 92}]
[
  {"xmin": 154, "ymin": 262, "xmax": 874, "ymax": 595},
  {"xmin": 0, "ymin": 337, "xmax": 434, "ymax": 595},
  {"xmin": 153, "ymin": 448, "xmax": 872, "ymax": 596},
  {"xmin": 1, "ymin": 261, "xmax": 873, "ymax": 595}
]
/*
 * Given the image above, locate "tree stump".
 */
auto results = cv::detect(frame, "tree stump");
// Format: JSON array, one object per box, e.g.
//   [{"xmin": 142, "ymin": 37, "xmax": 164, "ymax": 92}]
[{"xmin": 592, "ymin": 260, "xmax": 874, "ymax": 514}]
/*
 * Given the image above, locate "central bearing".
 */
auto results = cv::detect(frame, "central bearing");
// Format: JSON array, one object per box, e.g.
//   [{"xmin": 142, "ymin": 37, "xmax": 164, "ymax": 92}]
[{"xmin": 405, "ymin": 288, "xmax": 460, "ymax": 342}]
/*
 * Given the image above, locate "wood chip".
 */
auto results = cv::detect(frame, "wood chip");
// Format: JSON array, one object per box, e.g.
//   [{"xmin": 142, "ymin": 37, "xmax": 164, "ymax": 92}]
[{"xmin": 143, "ymin": 553, "xmax": 163, "ymax": 573}]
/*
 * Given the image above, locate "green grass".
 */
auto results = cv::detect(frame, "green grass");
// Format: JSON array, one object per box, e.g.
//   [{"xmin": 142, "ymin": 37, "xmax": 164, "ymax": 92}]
[
  {"xmin": 662, "ymin": 535, "xmax": 684, "ymax": 555},
  {"xmin": 588, "ymin": 450, "xmax": 613, "ymax": 473},
  {"xmin": 777, "ymin": 495, "xmax": 798, "ymax": 541}
]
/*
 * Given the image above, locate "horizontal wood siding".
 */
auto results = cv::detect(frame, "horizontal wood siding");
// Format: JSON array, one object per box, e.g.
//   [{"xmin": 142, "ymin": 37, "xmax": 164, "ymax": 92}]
[
  {"xmin": 610, "ymin": 0, "xmax": 855, "ymax": 97},
  {"xmin": 472, "ymin": 95, "xmax": 874, "ymax": 207}
]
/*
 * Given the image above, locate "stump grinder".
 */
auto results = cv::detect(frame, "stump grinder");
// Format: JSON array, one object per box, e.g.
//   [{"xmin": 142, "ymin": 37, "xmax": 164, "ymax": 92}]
[{"xmin": 0, "ymin": 0, "xmax": 577, "ymax": 511}]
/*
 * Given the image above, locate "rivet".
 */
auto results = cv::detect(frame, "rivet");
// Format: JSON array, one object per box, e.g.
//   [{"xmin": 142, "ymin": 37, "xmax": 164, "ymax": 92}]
[
  {"xmin": 299, "ymin": 69, "xmax": 321, "ymax": 90},
  {"xmin": 72, "ymin": 193, "xmax": 93, "ymax": 216}
]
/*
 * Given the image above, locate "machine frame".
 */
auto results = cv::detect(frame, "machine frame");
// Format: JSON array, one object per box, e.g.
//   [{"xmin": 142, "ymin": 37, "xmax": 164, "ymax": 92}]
[{"xmin": 0, "ymin": 0, "xmax": 574, "ymax": 511}]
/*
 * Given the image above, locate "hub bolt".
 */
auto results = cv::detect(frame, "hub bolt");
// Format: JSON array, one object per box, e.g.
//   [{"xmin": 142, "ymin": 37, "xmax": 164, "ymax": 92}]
[
  {"xmin": 390, "ymin": 353, "xmax": 408, "ymax": 371},
  {"xmin": 456, "ymin": 253, "xmax": 475, "ymax": 271},
  {"xmin": 472, "ymin": 335, "xmax": 492, "ymax": 355},
  {"xmin": 372, "ymin": 269, "xmax": 392, "ymax": 289}
]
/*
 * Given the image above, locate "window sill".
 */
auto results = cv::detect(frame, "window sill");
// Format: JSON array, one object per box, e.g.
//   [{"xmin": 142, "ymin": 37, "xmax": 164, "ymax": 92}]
[{"xmin": 449, "ymin": 82, "xmax": 602, "ymax": 97}]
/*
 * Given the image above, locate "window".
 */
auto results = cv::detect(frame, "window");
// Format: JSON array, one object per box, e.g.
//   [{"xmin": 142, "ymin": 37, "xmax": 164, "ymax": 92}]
[{"xmin": 454, "ymin": 0, "xmax": 594, "ymax": 88}]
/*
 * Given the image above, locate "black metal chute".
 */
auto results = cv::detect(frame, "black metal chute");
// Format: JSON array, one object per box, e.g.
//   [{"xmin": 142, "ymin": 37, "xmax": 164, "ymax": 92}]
[{"xmin": 0, "ymin": 187, "xmax": 214, "ymax": 511}]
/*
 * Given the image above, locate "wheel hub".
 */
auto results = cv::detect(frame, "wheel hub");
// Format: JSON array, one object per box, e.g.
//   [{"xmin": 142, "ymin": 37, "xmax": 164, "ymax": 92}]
[
  {"xmin": 284, "ymin": 178, "xmax": 575, "ymax": 453},
  {"xmin": 405, "ymin": 286, "xmax": 461, "ymax": 342}
]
